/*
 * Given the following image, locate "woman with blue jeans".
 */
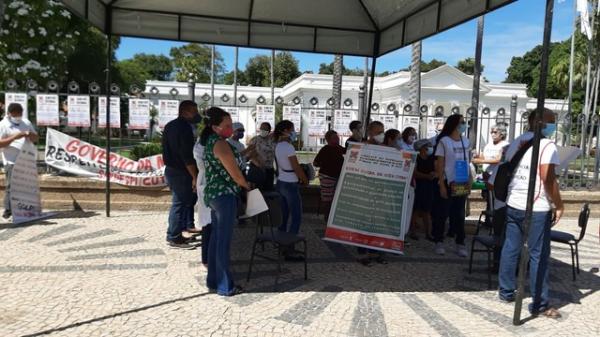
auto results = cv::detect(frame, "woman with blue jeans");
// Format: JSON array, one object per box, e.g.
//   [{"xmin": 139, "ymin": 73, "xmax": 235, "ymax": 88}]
[
  {"xmin": 200, "ymin": 107, "xmax": 250, "ymax": 296},
  {"xmin": 274, "ymin": 120, "xmax": 308, "ymax": 261}
]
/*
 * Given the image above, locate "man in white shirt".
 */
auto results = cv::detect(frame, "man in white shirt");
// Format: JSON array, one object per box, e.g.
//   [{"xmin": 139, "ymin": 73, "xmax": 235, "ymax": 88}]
[
  {"xmin": 473, "ymin": 124, "xmax": 510, "ymax": 177},
  {"xmin": 498, "ymin": 108, "xmax": 563, "ymax": 318},
  {"xmin": 0, "ymin": 103, "xmax": 39, "ymax": 218}
]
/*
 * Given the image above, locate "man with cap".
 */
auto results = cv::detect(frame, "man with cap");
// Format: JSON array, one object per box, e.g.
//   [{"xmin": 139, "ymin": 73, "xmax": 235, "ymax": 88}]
[
  {"xmin": 227, "ymin": 122, "xmax": 246, "ymax": 154},
  {"xmin": 0, "ymin": 103, "xmax": 39, "ymax": 219}
]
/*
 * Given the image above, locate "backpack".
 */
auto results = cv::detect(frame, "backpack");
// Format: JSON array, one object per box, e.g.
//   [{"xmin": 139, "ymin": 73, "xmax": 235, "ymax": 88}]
[{"xmin": 493, "ymin": 139, "xmax": 535, "ymax": 203}]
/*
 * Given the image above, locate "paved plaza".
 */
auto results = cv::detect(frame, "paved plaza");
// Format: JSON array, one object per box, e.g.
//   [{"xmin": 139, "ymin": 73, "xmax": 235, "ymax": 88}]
[{"xmin": 0, "ymin": 211, "xmax": 598, "ymax": 337}]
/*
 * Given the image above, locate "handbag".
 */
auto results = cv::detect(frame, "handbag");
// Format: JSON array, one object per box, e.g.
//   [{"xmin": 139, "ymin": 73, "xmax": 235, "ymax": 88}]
[
  {"xmin": 493, "ymin": 139, "xmax": 535, "ymax": 203},
  {"xmin": 449, "ymin": 137, "xmax": 471, "ymax": 197}
]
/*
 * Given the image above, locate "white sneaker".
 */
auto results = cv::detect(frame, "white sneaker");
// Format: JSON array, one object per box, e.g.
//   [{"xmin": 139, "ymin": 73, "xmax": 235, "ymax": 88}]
[
  {"xmin": 434, "ymin": 242, "xmax": 445, "ymax": 255},
  {"xmin": 457, "ymin": 244, "xmax": 468, "ymax": 258}
]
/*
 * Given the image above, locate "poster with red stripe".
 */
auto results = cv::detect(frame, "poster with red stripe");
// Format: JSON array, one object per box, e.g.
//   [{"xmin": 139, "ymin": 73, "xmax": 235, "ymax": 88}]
[{"xmin": 324, "ymin": 143, "xmax": 416, "ymax": 254}]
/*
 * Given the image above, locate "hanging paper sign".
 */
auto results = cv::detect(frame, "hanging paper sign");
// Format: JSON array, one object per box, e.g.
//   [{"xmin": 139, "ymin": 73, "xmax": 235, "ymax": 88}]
[
  {"xmin": 427, "ymin": 117, "xmax": 445, "ymax": 138},
  {"xmin": 128, "ymin": 99, "xmax": 150, "ymax": 130},
  {"xmin": 372, "ymin": 114, "xmax": 398, "ymax": 131},
  {"xmin": 67, "ymin": 95, "xmax": 91, "ymax": 127},
  {"xmin": 308, "ymin": 109, "xmax": 327, "ymax": 137},
  {"xmin": 333, "ymin": 110, "xmax": 355, "ymax": 137},
  {"xmin": 401, "ymin": 116, "xmax": 420, "ymax": 132},
  {"xmin": 35, "ymin": 94, "xmax": 59, "ymax": 126},
  {"xmin": 158, "ymin": 100, "xmax": 179, "ymax": 128},
  {"xmin": 283, "ymin": 106, "xmax": 302, "ymax": 132},
  {"xmin": 324, "ymin": 143, "xmax": 417, "ymax": 254},
  {"xmin": 255, "ymin": 105, "xmax": 275, "ymax": 131},
  {"xmin": 5, "ymin": 92, "xmax": 28, "ymax": 119},
  {"xmin": 98, "ymin": 96, "xmax": 121, "ymax": 128},
  {"xmin": 221, "ymin": 107, "xmax": 240, "ymax": 122}
]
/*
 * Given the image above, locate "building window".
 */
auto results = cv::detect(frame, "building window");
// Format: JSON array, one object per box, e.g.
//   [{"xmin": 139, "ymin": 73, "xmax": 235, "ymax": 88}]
[{"xmin": 319, "ymin": 138, "xmax": 326, "ymax": 145}]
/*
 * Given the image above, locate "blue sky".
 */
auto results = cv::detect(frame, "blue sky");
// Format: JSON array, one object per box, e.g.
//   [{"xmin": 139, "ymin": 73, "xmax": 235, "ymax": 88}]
[{"xmin": 115, "ymin": 0, "xmax": 575, "ymax": 83}]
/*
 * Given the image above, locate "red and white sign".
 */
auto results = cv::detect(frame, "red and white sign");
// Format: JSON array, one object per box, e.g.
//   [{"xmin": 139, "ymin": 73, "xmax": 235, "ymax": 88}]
[
  {"xmin": 98, "ymin": 96, "xmax": 121, "ymax": 128},
  {"xmin": 45, "ymin": 129, "xmax": 165, "ymax": 187},
  {"xmin": 283, "ymin": 106, "xmax": 302, "ymax": 132},
  {"xmin": 158, "ymin": 100, "xmax": 179, "ymax": 127},
  {"xmin": 67, "ymin": 95, "xmax": 91, "ymax": 127},
  {"xmin": 35, "ymin": 94, "xmax": 59, "ymax": 126},
  {"xmin": 333, "ymin": 110, "xmax": 355, "ymax": 137}
]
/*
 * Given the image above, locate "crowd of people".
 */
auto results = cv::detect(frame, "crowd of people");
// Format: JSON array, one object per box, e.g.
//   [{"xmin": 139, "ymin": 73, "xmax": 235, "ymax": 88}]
[{"xmin": 161, "ymin": 101, "xmax": 564, "ymax": 317}]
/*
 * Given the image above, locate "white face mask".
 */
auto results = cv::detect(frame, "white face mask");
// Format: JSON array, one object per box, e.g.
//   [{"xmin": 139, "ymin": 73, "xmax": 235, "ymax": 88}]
[
  {"xmin": 9, "ymin": 116, "xmax": 22, "ymax": 124},
  {"xmin": 408, "ymin": 135, "xmax": 417, "ymax": 143},
  {"xmin": 373, "ymin": 133, "xmax": 385, "ymax": 144},
  {"xmin": 259, "ymin": 130, "xmax": 269, "ymax": 137}
]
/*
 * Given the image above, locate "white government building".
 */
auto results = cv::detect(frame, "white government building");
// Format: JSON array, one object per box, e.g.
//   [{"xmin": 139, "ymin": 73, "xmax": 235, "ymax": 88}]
[{"xmin": 145, "ymin": 64, "xmax": 568, "ymax": 152}]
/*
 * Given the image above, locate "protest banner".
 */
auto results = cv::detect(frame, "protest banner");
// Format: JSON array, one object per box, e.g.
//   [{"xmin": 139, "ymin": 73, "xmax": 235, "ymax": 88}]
[
  {"xmin": 256, "ymin": 105, "xmax": 275, "ymax": 131},
  {"xmin": 308, "ymin": 109, "xmax": 327, "ymax": 136},
  {"xmin": 333, "ymin": 110, "xmax": 355, "ymax": 137},
  {"xmin": 324, "ymin": 143, "xmax": 417, "ymax": 254},
  {"xmin": 158, "ymin": 99, "xmax": 179, "ymax": 127},
  {"xmin": 5, "ymin": 92, "xmax": 28, "ymax": 118},
  {"xmin": 98, "ymin": 96, "xmax": 121, "ymax": 128},
  {"xmin": 67, "ymin": 95, "xmax": 91, "ymax": 127},
  {"xmin": 45, "ymin": 129, "xmax": 165, "ymax": 187},
  {"xmin": 128, "ymin": 99, "xmax": 150, "ymax": 130},
  {"xmin": 283, "ymin": 106, "xmax": 302, "ymax": 132},
  {"xmin": 221, "ymin": 107, "xmax": 240, "ymax": 122},
  {"xmin": 35, "ymin": 94, "xmax": 59, "ymax": 126},
  {"xmin": 10, "ymin": 142, "xmax": 56, "ymax": 224},
  {"xmin": 372, "ymin": 114, "xmax": 398, "ymax": 131}
]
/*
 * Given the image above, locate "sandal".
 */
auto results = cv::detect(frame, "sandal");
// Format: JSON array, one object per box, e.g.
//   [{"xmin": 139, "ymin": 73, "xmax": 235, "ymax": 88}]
[{"xmin": 541, "ymin": 307, "xmax": 561, "ymax": 319}]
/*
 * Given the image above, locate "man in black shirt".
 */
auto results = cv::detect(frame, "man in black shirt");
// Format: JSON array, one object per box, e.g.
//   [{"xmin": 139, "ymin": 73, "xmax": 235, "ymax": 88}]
[
  {"xmin": 344, "ymin": 120, "xmax": 363, "ymax": 150},
  {"xmin": 162, "ymin": 100, "xmax": 202, "ymax": 249}
]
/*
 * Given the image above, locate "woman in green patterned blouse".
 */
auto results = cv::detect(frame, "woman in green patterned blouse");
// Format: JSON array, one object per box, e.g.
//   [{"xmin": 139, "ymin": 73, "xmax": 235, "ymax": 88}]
[{"xmin": 200, "ymin": 107, "xmax": 250, "ymax": 296}]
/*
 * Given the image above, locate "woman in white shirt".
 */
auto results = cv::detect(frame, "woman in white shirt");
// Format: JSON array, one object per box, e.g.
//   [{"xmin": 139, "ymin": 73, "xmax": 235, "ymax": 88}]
[
  {"xmin": 274, "ymin": 120, "xmax": 308, "ymax": 248},
  {"xmin": 193, "ymin": 136, "xmax": 213, "ymax": 267},
  {"xmin": 432, "ymin": 114, "xmax": 472, "ymax": 257},
  {"xmin": 473, "ymin": 123, "xmax": 510, "ymax": 179}
]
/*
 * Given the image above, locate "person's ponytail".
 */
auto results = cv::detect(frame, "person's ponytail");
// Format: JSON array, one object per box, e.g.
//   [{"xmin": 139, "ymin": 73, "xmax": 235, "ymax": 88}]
[{"xmin": 200, "ymin": 107, "xmax": 229, "ymax": 146}]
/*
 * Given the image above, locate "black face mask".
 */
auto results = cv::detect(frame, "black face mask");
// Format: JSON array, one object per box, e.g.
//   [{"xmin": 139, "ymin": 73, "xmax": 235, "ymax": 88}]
[{"xmin": 188, "ymin": 113, "xmax": 202, "ymax": 124}]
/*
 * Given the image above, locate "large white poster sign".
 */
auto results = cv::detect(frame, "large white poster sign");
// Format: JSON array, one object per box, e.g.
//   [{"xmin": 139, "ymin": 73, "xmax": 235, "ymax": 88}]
[
  {"xmin": 401, "ymin": 116, "xmax": 420, "ymax": 132},
  {"xmin": 128, "ymin": 99, "xmax": 150, "ymax": 130},
  {"xmin": 5, "ymin": 93, "xmax": 28, "ymax": 119},
  {"xmin": 35, "ymin": 94, "xmax": 59, "ymax": 126},
  {"xmin": 45, "ymin": 129, "xmax": 165, "ymax": 187},
  {"xmin": 324, "ymin": 143, "xmax": 417, "ymax": 254},
  {"xmin": 333, "ymin": 110, "xmax": 355, "ymax": 137},
  {"xmin": 98, "ymin": 96, "xmax": 121, "ymax": 128},
  {"xmin": 308, "ymin": 109, "xmax": 327, "ymax": 137},
  {"xmin": 283, "ymin": 106, "xmax": 302, "ymax": 132},
  {"xmin": 67, "ymin": 95, "xmax": 91, "ymax": 127},
  {"xmin": 372, "ymin": 114, "xmax": 398, "ymax": 131},
  {"xmin": 255, "ymin": 105, "xmax": 275, "ymax": 131},
  {"xmin": 221, "ymin": 107, "xmax": 240, "ymax": 122},
  {"xmin": 158, "ymin": 100, "xmax": 179, "ymax": 128},
  {"xmin": 427, "ymin": 117, "xmax": 445, "ymax": 138},
  {"xmin": 10, "ymin": 142, "xmax": 55, "ymax": 224}
]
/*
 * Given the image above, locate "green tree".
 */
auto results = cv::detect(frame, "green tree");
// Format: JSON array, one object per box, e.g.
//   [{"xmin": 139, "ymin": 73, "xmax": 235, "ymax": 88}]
[
  {"xmin": 170, "ymin": 44, "xmax": 224, "ymax": 83},
  {"xmin": 318, "ymin": 62, "xmax": 363, "ymax": 76},
  {"xmin": 116, "ymin": 59, "xmax": 150, "ymax": 92},
  {"xmin": 420, "ymin": 59, "xmax": 446, "ymax": 72},
  {"xmin": 129, "ymin": 53, "xmax": 173, "ymax": 81},
  {"xmin": 456, "ymin": 57, "xmax": 485, "ymax": 75},
  {"xmin": 240, "ymin": 52, "xmax": 301, "ymax": 87}
]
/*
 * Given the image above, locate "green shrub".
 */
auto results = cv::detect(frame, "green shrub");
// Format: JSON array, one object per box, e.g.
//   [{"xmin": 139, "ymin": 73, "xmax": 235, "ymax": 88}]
[{"xmin": 130, "ymin": 143, "xmax": 162, "ymax": 161}]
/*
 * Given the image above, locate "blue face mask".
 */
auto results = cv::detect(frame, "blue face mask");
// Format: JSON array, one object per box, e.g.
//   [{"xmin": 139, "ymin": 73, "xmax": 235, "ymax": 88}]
[
  {"xmin": 289, "ymin": 131, "xmax": 298, "ymax": 142},
  {"xmin": 426, "ymin": 147, "xmax": 433, "ymax": 156},
  {"xmin": 458, "ymin": 123, "xmax": 467, "ymax": 134},
  {"xmin": 542, "ymin": 123, "xmax": 556, "ymax": 137}
]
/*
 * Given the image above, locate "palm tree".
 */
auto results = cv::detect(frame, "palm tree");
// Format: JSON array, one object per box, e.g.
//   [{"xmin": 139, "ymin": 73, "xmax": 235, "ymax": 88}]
[{"xmin": 332, "ymin": 54, "xmax": 343, "ymax": 109}]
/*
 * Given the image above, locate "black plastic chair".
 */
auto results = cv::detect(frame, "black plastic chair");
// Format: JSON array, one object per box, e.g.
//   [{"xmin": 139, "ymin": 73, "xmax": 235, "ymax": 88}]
[
  {"xmin": 468, "ymin": 209, "xmax": 501, "ymax": 289},
  {"xmin": 247, "ymin": 192, "xmax": 308, "ymax": 286},
  {"xmin": 551, "ymin": 203, "xmax": 590, "ymax": 281}
]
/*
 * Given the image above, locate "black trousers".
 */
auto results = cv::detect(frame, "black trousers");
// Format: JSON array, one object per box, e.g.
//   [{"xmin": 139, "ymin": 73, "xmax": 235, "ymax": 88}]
[{"xmin": 431, "ymin": 181, "xmax": 467, "ymax": 245}]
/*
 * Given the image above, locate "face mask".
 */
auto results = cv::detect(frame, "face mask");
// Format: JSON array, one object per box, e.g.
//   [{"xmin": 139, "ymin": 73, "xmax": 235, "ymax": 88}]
[
  {"xmin": 396, "ymin": 139, "xmax": 404, "ymax": 148},
  {"xmin": 426, "ymin": 147, "xmax": 434, "ymax": 156},
  {"xmin": 289, "ymin": 131, "xmax": 298, "ymax": 142},
  {"xmin": 409, "ymin": 135, "xmax": 417, "ymax": 143},
  {"xmin": 458, "ymin": 123, "xmax": 467, "ymax": 134},
  {"xmin": 542, "ymin": 123, "xmax": 556, "ymax": 137},
  {"xmin": 373, "ymin": 133, "xmax": 384, "ymax": 144},
  {"xmin": 259, "ymin": 130, "xmax": 269, "ymax": 137},
  {"xmin": 330, "ymin": 137, "xmax": 340, "ymax": 146},
  {"xmin": 188, "ymin": 113, "xmax": 202, "ymax": 124},
  {"xmin": 235, "ymin": 131, "xmax": 244, "ymax": 139},
  {"xmin": 353, "ymin": 130, "xmax": 363, "ymax": 139},
  {"xmin": 216, "ymin": 126, "xmax": 233, "ymax": 138},
  {"xmin": 9, "ymin": 116, "xmax": 22, "ymax": 124}
]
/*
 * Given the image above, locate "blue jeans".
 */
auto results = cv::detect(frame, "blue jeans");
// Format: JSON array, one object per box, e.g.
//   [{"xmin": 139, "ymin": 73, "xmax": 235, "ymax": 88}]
[
  {"xmin": 277, "ymin": 181, "xmax": 302, "ymax": 234},
  {"xmin": 207, "ymin": 194, "xmax": 238, "ymax": 296},
  {"xmin": 201, "ymin": 224, "xmax": 212, "ymax": 265},
  {"xmin": 165, "ymin": 167, "xmax": 197, "ymax": 241},
  {"xmin": 499, "ymin": 206, "xmax": 552, "ymax": 313}
]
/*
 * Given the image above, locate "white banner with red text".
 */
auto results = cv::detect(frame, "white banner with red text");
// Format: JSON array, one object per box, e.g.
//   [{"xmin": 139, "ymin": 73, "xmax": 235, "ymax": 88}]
[{"xmin": 44, "ymin": 129, "xmax": 166, "ymax": 187}]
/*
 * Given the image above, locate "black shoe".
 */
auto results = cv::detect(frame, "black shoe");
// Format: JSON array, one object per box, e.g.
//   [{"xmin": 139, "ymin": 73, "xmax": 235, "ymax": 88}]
[
  {"xmin": 2, "ymin": 210, "xmax": 11, "ymax": 219},
  {"xmin": 284, "ymin": 253, "xmax": 305, "ymax": 262},
  {"xmin": 167, "ymin": 238, "xmax": 196, "ymax": 250},
  {"xmin": 222, "ymin": 285, "xmax": 244, "ymax": 297},
  {"xmin": 446, "ymin": 231, "xmax": 455, "ymax": 238}
]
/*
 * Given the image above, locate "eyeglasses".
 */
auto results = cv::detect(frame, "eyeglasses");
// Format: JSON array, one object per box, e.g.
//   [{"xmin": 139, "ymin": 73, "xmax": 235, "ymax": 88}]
[{"xmin": 490, "ymin": 131, "xmax": 498, "ymax": 134}]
